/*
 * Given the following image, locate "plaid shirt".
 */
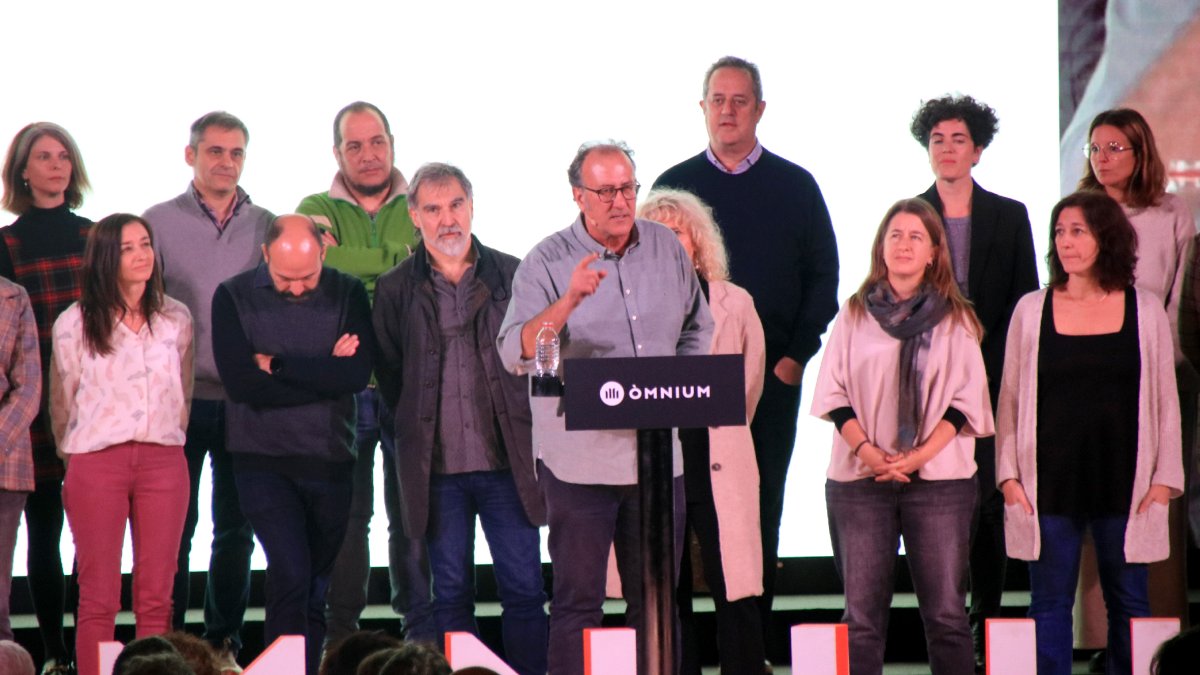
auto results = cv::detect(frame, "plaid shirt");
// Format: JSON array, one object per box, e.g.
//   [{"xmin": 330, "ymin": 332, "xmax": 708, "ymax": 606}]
[
  {"xmin": 0, "ymin": 278, "xmax": 41, "ymax": 491},
  {"xmin": 1, "ymin": 218, "xmax": 89, "ymax": 481}
]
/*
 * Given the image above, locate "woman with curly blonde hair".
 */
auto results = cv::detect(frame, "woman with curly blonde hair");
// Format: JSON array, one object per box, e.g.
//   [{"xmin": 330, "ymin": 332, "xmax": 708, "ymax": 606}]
[{"xmin": 640, "ymin": 188, "xmax": 766, "ymax": 675}]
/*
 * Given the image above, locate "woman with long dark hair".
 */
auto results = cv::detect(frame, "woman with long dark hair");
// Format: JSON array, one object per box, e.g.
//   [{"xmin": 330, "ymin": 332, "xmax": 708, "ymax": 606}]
[
  {"xmin": 997, "ymin": 191, "xmax": 1183, "ymax": 675},
  {"xmin": 1, "ymin": 121, "xmax": 92, "ymax": 674},
  {"xmin": 50, "ymin": 214, "xmax": 193, "ymax": 675},
  {"xmin": 812, "ymin": 198, "xmax": 994, "ymax": 674}
]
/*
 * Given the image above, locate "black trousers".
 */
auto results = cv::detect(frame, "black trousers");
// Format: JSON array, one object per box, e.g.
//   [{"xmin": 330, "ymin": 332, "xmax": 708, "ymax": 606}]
[
  {"xmin": 679, "ymin": 490, "xmax": 765, "ymax": 675},
  {"xmin": 968, "ymin": 434, "xmax": 1007, "ymax": 658},
  {"xmin": 749, "ymin": 372, "xmax": 803, "ymax": 650}
]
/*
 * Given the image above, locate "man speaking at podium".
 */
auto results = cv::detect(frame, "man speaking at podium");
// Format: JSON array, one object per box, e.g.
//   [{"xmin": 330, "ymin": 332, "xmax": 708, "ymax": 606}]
[{"xmin": 498, "ymin": 140, "xmax": 712, "ymax": 675}]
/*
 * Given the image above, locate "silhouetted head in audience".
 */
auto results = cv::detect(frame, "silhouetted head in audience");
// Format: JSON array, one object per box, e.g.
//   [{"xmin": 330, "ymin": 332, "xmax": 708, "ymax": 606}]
[
  {"xmin": 319, "ymin": 630, "xmax": 402, "ymax": 675},
  {"xmin": 376, "ymin": 642, "xmax": 451, "ymax": 675},
  {"xmin": 161, "ymin": 631, "xmax": 221, "ymax": 675},
  {"xmin": 113, "ymin": 636, "xmax": 178, "ymax": 674},
  {"xmin": 451, "ymin": 668, "xmax": 501, "ymax": 675},
  {"xmin": 1152, "ymin": 625, "xmax": 1200, "ymax": 674},
  {"xmin": 357, "ymin": 648, "xmax": 403, "ymax": 675},
  {"xmin": 119, "ymin": 652, "xmax": 195, "ymax": 675},
  {"xmin": 0, "ymin": 640, "xmax": 36, "ymax": 675}
]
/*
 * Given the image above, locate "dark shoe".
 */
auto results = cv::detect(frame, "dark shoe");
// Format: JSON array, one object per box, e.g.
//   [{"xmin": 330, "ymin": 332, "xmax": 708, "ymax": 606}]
[{"xmin": 1088, "ymin": 649, "xmax": 1106, "ymax": 673}]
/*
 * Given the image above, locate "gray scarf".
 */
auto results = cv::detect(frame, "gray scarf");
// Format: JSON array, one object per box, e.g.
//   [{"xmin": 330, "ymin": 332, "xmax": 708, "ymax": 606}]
[{"xmin": 865, "ymin": 282, "xmax": 950, "ymax": 452}]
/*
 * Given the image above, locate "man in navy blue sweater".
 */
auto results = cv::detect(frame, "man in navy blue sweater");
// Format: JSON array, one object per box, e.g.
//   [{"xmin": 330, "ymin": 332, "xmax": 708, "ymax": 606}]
[
  {"xmin": 212, "ymin": 214, "xmax": 374, "ymax": 675},
  {"xmin": 654, "ymin": 56, "xmax": 840, "ymax": 659}
]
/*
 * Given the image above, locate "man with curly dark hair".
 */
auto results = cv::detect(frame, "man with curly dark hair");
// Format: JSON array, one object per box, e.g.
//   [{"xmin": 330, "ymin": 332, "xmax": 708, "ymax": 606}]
[{"xmin": 910, "ymin": 94, "xmax": 1039, "ymax": 673}]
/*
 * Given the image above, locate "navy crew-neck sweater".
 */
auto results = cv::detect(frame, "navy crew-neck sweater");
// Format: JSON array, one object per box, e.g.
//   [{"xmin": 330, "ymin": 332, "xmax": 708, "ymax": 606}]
[
  {"xmin": 654, "ymin": 149, "xmax": 839, "ymax": 365},
  {"xmin": 212, "ymin": 264, "xmax": 374, "ymax": 478}
]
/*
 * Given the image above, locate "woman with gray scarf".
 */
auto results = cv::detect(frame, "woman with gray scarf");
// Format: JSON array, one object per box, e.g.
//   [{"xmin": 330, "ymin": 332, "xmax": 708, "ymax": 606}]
[{"xmin": 812, "ymin": 198, "xmax": 994, "ymax": 675}]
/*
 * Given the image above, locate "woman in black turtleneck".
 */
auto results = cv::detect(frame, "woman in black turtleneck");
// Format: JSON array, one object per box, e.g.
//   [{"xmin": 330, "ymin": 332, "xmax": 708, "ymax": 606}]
[{"xmin": 2, "ymin": 122, "xmax": 92, "ymax": 674}]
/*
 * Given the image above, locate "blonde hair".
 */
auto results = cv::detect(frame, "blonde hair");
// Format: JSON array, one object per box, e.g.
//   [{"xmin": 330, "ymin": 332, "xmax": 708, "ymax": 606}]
[
  {"xmin": 848, "ymin": 198, "xmax": 982, "ymax": 339},
  {"xmin": 638, "ymin": 188, "xmax": 729, "ymax": 281}
]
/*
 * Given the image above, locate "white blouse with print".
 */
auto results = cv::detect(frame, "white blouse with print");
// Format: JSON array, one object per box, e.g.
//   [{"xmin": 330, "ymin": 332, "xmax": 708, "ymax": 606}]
[{"xmin": 50, "ymin": 296, "xmax": 194, "ymax": 456}]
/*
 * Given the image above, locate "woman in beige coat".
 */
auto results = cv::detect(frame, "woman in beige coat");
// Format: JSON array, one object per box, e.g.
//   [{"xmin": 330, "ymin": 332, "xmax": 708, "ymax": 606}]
[{"xmin": 640, "ymin": 189, "xmax": 766, "ymax": 675}]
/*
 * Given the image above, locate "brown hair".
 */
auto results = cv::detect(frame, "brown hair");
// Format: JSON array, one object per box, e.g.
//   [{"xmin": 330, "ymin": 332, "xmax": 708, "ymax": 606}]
[
  {"xmin": 80, "ymin": 214, "xmax": 165, "ymax": 356},
  {"xmin": 1077, "ymin": 108, "xmax": 1166, "ymax": 209},
  {"xmin": 161, "ymin": 632, "xmax": 220, "ymax": 675},
  {"xmin": 1046, "ymin": 191, "xmax": 1137, "ymax": 291},
  {"xmin": 2, "ymin": 122, "xmax": 91, "ymax": 215},
  {"xmin": 848, "ymin": 198, "xmax": 982, "ymax": 338}
]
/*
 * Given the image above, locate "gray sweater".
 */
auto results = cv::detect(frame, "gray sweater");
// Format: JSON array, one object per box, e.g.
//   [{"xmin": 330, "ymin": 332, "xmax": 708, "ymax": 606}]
[{"xmin": 144, "ymin": 186, "xmax": 272, "ymax": 400}]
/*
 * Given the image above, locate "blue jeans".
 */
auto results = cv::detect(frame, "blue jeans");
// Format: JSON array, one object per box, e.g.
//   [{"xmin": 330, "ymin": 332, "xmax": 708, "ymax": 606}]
[
  {"xmin": 542, "ymin": 462, "xmax": 685, "ymax": 675},
  {"xmin": 1028, "ymin": 514, "xmax": 1148, "ymax": 675},
  {"xmin": 427, "ymin": 470, "xmax": 547, "ymax": 675},
  {"xmin": 173, "ymin": 399, "xmax": 255, "ymax": 652},
  {"xmin": 326, "ymin": 388, "xmax": 434, "ymax": 644},
  {"xmin": 826, "ymin": 476, "xmax": 976, "ymax": 675},
  {"xmin": 234, "ymin": 466, "xmax": 352, "ymax": 675}
]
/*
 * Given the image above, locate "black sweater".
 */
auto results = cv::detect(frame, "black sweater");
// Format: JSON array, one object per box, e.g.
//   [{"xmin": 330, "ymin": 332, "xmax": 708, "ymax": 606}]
[
  {"xmin": 654, "ymin": 149, "xmax": 839, "ymax": 366},
  {"xmin": 212, "ymin": 264, "xmax": 373, "ymax": 474}
]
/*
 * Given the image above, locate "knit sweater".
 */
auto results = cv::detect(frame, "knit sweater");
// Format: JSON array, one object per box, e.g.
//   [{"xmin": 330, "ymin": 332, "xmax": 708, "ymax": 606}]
[
  {"xmin": 296, "ymin": 170, "xmax": 417, "ymax": 300},
  {"xmin": 654, "ymin": 149, "xmax": 839, "ymax": 365},
  {"xmin": 996, "ymin": 288, "xmax": 1184, "ymax": 563},
  {"xmin": 144, "ymin": 185, "xmax": 273, "ymax": 400},
  {"xmin": 0, "ymin": 204, "xmax": 90, "ymax": 480},
  {"xmin": 212, "ymin": 265, "xmax": 373, "ymax": 472}
]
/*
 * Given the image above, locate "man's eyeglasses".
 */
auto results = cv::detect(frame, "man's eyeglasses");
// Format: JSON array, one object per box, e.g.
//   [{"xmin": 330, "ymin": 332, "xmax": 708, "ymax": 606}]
[
  {"xmin": 580, "ymin": 182, "xmax": 641, "ymax": 203},
  {"xmin": 1084, "ymin": 142, "xmax": 1134, "ymax": 159}
]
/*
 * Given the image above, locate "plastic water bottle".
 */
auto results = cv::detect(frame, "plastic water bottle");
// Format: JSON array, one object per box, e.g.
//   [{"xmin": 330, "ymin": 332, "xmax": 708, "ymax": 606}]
[{"xmin": 535, "ymin": 322, "xmax": 560, "ymax": 378}]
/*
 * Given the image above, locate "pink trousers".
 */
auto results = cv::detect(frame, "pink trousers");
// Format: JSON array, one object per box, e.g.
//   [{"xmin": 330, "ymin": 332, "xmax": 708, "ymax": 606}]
[{"xmin": 63, "ymin": 442, "xmax": 188, "ymax": 675}]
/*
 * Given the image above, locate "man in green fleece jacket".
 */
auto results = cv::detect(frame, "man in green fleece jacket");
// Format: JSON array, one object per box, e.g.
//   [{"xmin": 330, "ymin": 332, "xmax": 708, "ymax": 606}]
[{"xmin": 296, "ymin": 101, "xmax": 431, "ymax": 645}]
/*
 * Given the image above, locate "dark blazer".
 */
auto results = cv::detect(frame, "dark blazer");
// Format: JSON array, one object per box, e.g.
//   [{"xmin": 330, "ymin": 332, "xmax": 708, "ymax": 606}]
[
  {"xmin": 372, "ymin": 237, "xmax": 546, "ymax": 537},
  {"xmin": 919, "ymin": 181, "xmax": 1039, "ymax": 403}
]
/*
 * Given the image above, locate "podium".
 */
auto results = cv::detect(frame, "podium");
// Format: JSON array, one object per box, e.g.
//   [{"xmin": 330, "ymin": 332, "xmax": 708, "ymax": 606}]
[{"xmin": 563, "ymin": 354, "xmax": 746, "ymax": 675}]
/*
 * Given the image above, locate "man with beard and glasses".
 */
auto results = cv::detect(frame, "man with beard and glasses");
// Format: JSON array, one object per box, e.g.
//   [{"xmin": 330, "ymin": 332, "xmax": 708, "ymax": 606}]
[
  {"xmin": 373, "ymin": 163, "xmax": 548, "ymax": 675},
  {"xmin": 296, "ymin": 101, "xmax": 431, "ymax": 645},
  {"xmin": 143, "ymin": 111, "xmax": 271, "ymax": 672},
  {"xmin": 211, "ymin": 214, "xmax": 374, "ymax": 675}
]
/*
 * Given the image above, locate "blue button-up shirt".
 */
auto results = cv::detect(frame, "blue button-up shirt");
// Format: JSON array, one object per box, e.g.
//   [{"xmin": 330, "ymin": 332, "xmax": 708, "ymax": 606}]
[
  {"xmin": 497, "ymin": 216, "xmax": 713, "ymax": 485},
  {"xmin": 705, "ymin": 140, "xmax": 764, "ymax": 175}
]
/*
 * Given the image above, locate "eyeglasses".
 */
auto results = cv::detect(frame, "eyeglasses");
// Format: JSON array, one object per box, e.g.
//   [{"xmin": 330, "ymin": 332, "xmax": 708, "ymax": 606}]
[
  {"xmin": 580, "ymin": 182, "xmax": 640, "ymax": 203},
  {"xmin": 1084, "ymin": 142, "xmax": 1134, "ymax": 159}
]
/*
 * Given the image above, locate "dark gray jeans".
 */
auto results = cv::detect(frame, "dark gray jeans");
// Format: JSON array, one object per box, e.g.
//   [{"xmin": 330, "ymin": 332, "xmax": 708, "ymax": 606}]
[
  {"xmin": 826, "ymin": 475, "xmax": 977, "ymax": 675},
  {"xmin": 542, "ymin": 462, "xmax": 685, "ymax": 675},
  {"xmin": 324, "ymin": 388, "xmax": 433, "ymax": 645}
]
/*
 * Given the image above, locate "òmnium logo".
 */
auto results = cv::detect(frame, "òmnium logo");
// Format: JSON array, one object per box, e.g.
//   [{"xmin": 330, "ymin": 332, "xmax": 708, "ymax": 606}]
[{"xmin": 599, "ymin": 381, "xmax": 625, "ymax": 406}]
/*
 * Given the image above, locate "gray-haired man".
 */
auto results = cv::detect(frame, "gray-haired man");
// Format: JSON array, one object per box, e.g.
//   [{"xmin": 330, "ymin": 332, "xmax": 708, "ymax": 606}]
[{"xmin": 144, "ymin": 110, "xmax": 272, "ymax": 669}]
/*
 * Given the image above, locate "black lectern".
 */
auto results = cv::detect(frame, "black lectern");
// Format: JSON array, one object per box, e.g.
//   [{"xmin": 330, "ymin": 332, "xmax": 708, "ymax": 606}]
[{"xmin": 564, "ymin": 354, "xmax": 745, "ymax": 675}]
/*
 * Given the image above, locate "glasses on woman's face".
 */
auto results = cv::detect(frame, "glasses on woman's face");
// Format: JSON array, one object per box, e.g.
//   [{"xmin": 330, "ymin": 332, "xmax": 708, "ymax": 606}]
[{"xmin": 1084, "ymin": 141, "xmax": 1134, "ymax": 159}]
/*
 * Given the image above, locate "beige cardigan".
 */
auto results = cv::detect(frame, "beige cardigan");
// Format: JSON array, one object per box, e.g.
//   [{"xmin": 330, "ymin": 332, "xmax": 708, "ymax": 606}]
[
  {"xmin": 606, "ymin": 280, "xmax": 766, "ymax": 601},
  {"xmin": 995, "ymin": 288, "xmax": 1184, "ymax": 563},
  {"xmin": 811, "ymin": 303, "xmax": 994, "ymax": 481}
]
